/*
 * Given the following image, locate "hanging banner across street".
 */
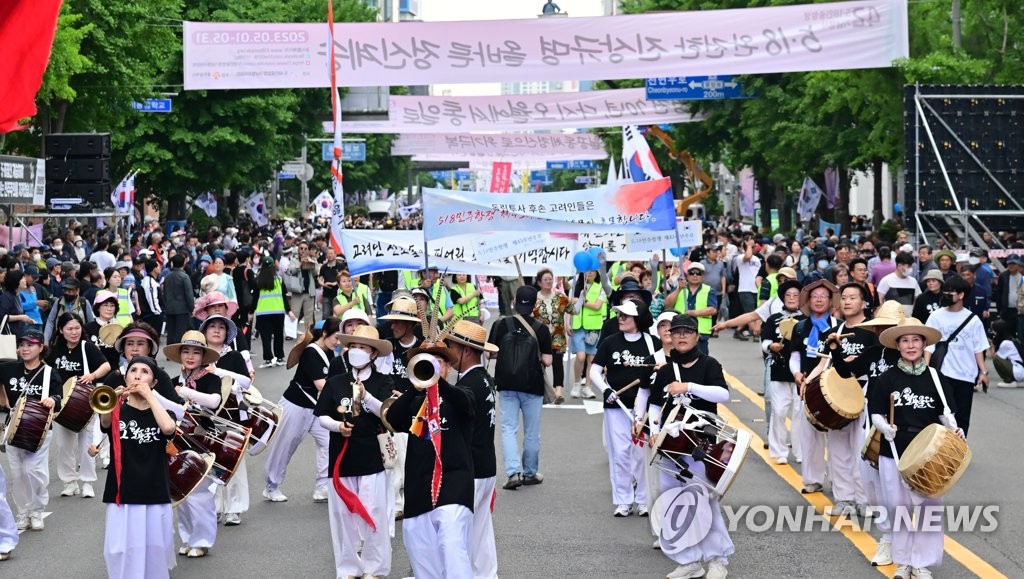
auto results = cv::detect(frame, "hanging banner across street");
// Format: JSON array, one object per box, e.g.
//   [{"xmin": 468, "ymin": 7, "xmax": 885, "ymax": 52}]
[
  {"xmin": 184, "ymin": 0, "xmax": 908, "ymax": 90},
  {"xmin": 392, "ymin": 133, "xmax": 607, "ymax": 160}
]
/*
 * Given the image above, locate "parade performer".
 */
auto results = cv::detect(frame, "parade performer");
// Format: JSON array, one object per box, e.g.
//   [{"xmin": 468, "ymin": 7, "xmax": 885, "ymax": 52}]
[{"xmin": 759, "ymin": 281, "xmax": 804, "ymax": 464}]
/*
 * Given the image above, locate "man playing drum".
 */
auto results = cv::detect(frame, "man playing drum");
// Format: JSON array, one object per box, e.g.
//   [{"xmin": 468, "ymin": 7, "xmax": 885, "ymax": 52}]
[
  {"xmin": 870, "ymin": 317, "xmax": 964, "ymax": 579},
  {"xmin": 759, "ymin": 281, "xmax": 804, "ymax": 465}
]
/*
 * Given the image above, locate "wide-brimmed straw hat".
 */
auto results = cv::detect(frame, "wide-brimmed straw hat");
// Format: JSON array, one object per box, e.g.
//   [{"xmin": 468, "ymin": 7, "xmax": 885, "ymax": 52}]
[
  {"xmin": 379, "ymin": 296, "xmax": 421, "ymax": 323},
  {"xmin": 200, "ymin": 314, "xmax": 238, "ymax": 348},
  {"xmin": 407, "ymin": 340, "xmax": 458, "ymax": 365},
  {"xmin": 163, "ymin": 330, "xmax": 221, "ymax": 365},
  {"xmin": 879, "ymin": 317, "xmax": 942, "ymax": 349},
  {"xmin": 856, "ymin": 301, "xmax": 908, "ymax": 330},
  {"xmin": 338, "ymin": 326, "xmax": 393, "ymax": 356},
  {"xmin": 193, "ymin": 291, "xmax": 239, "ymax": 321},
  {"xmin": 799, "ymin": 279, "xmax": 840, "ymax": 317},
  {"xmin": 447, "ymin": 320, "xmax": 499, "ymax": 353}
]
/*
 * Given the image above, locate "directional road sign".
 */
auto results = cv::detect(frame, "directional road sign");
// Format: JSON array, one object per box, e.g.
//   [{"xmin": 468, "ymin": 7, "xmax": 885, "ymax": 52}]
[
  {"xmin": 547, "ymin": 160, "xmax": 597, "ymax": 170},
  {"xmin": 321, "ymin": 142, "xmax": 367, "ymax": 162},
  {"xmin": 131, "ymin": 98, "xmax": 173, "ymax": 113},
  {"xmin": 645, "ymin": 75, "xmax": 745, "ymax": 101}
]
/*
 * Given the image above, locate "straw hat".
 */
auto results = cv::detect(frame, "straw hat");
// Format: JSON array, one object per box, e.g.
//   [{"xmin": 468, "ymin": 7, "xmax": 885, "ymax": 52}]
[
  {"xmin": 379, "ymin": 296, "xmax": 422, "ymax": 323},
  {"xmin": 799, "ymin": 279, "xmax": 840, "ymax": 317},
  {"xmin": 193, "ymin": 291, "xmax": 239, "ymax": 321},
  {"xmin": 447, "ymin": 320, "xmax": 499, "ymax": 353},
  {"xmin": 338, "ymin": 326, "xmax": 393, "ymax": 356},
  {"xmin": 164, "ymin": 330, "xmax": 221, "ymax": 365},
  {"xmin": 879, "ymin": 317, "xmax": 942, "ymax": 349},
  {"xmin": 856, "ymin": 301, "xmax": 907, "ymax": 329}
]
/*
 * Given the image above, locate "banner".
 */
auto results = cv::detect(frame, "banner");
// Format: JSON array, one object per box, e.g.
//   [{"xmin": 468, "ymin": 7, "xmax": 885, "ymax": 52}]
[
  {"xmin": 819, "ymin": 219, "xmax": 840, "ymax": 237},
  {"xmin": 797, "ymin": 176, "xmax": 823, "ymax": 221},
  {"xmin": 0, "ymin": 0, "xmax": 62, "ymax": 132},
  {"xmin": 393, "ymin": 133, "xmax": 607, "ymax": 160},
  {"xmin": 627, "ymin": 220, "xmax": 702, "ymax": 253},
  {"xmin": 193, "ymin": 191, "xmax": 218, "ymax": 218},
  {"xmin": 312, "ymin": 190, "xmax": 333, "ymax": 218},
  {"xmin": 322, "ymin": 88, "xmax": 701, "ymax": 134},
  {"xmin": 823, "ymin": 166, "xmax": 840, "ymax": 209},
  {"xmin": 422, "ymin": 178, "xmax": 676, "ymax": 241},
  {"xmin": 245, "ymin": 192, "xmax": 269, "ymax": 227},
  {"xmin": 489, "ymin": 162, "xmax": 512, "ymax": 193},
  {"xmin": 183, "ymin": 0, "xmax": 909, "ymax": 90},
  {"xmin": 0, "ymin": 155, "xmax": 46, "ymax": 205},
  {"xmin": 739, "ymin": 168, "xmax": 756, "ymax": 217},
  {"xmin": 476, "ymin": 231, "xmax": 549, "ymax": 264},
  {"xmin": 0, "ymin": 224, "xmax": 44, "ymax": 246}
]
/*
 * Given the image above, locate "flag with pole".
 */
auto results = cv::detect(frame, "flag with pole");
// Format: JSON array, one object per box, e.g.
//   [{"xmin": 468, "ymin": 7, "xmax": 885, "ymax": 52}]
[
  {"xmin": 110, "ymin": 171, "xmax": 138, "ymax": 227},
  {"xmin": 193, "ymin": 191, "xmax": 218, "ymax": 218},
  {"xmin": 327, "ymin": 1, "xmax": 346, "ymax": 254}
]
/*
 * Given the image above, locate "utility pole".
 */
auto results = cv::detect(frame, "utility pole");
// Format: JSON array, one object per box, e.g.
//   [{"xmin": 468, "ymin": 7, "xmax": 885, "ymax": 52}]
[{"xmin": 300, "ymin": 136, "xmax": 309, "ymax": 216}]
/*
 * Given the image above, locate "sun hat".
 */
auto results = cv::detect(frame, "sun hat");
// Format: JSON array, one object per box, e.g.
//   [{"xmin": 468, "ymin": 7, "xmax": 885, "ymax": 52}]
[
  {"xmin": 163, "ymin": 330, "xmax": 221, "ymax": 365},
  {"xmin": 193, "ymin": 291, "xmax": 239, "ymax": 321},
  {"xmin": 199, "ymin": 314, "xmax": 238, "ymax": 348},
  {"xmin": 379, "ymin": 296, "xmax": 421, "ymax": 323},
  {"xmin": 799, "ymin": 279, "xmax": 840, "ymax": 317},
  {"xmin": 879, "ymin": 317, "xmax": 942, "ymax": 350},
  {"xmin": 338, "ymin": 325, "xmax": 393, "ymax": 356},
  {"xmin": 445, "ymin": 320, "xmax": 499, "ymax": 353}
]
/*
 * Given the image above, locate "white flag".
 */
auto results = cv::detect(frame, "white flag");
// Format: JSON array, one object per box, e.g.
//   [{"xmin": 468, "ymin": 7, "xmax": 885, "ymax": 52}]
[
  {"xmin": 605, "ymin": 157, "xmax": 616, "ymax": 186},
  {"xmin": 193, "ymin": 191, "xmax": 218, "ymax": 218},
  {"xmin": 245, "ymin": 192, "xmax": 269, "ymax": 227},
  {"xmin": 312, "ymin": 190, "xmax": 333, "ymax": 218},
  {"xmin": 797, "ymin": 177, "xmax": 824, "ymax": 221}
]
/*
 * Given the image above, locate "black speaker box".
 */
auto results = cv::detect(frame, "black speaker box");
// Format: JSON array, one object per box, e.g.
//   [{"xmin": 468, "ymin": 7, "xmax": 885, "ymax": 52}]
[
  {"xmin": 46, "ymin": 181, "xmax": 111, "ymax": 205},
  {"xmin": 46, "ymin": 158, "xmax": 110, "ymax": 182},
  {"xmin": 45, "ymin": 133, "xmax": 111, "ymax": 158}
]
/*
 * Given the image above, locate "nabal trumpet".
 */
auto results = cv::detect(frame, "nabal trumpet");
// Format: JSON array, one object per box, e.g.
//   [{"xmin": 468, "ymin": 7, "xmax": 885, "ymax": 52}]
[
  {"xmin": 408, "ymin": 353, "xmax": 441, "ymax": 390},
  {"xmin": 90, "ymin": 385, "xmax": 120, "ymax": 414}
]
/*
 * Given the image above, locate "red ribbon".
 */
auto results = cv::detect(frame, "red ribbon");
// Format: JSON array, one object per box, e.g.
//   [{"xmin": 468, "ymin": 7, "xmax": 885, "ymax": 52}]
[
  {"xmin": 331, "ymin": 437, "xmax": 377, "ymax": 532},
  {"xmin": 425, "ymin": 383, "xmax": 443, "ymax": 507},
  {"xmin": 111, "ymin": 399, "xmax": 123, "ymax": 505}
]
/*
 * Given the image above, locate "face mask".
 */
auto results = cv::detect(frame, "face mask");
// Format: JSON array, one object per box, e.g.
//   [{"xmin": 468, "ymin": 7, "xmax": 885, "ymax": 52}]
[
  {"xmin": 817, "ymin": 260, "xmax": 828, "ymax": 270},
  {"xmin": 75, "ymin": 242, "xmax": 83, "ymax": 248},
  {"xmin": 348, "ymin": 348, "xmax": 372, "ymax": 369},
  {"xmin": 940, "ymin": 294, "xmax": 955, "ymax": 307},
  {"xmin": 32, "ymin": 253, "xmax": 40, "ymax": 261}
]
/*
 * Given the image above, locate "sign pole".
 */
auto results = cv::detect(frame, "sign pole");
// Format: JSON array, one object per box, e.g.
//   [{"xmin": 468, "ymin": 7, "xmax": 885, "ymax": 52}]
[{"xmin": 513, "ymin": 255, "xmax": 525, "ymax": 285}]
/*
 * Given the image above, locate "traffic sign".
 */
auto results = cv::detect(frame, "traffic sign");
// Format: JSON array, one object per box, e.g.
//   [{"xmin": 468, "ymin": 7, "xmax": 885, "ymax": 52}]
[
  {"xmin": 529, "ymin": 170, "xmax": 552, "ymax": 185},
  {"xmin": 131, "ymin": 98, "xmax": 173, "ymax": 113},
  {"xmin": 574, "ymin": 176, "xmax": 593, "ymax": 184},
  {"xmin": 645, "ymin": 75, "xmax": 745, "ymax": 101},
  {"xmin": 547, "ymin": 160, "xmax": 597, "ymax": 170},
  {"xmin": 281, "ymin": 162, "xmax": 314, "ymax": 182},
  {"xmin": 278, "ymin": 172, "xmax": 296, "ymax": 179},
  {"xmin": 321, "ymin": 142, "xmax": 367, "ymax": 162}
]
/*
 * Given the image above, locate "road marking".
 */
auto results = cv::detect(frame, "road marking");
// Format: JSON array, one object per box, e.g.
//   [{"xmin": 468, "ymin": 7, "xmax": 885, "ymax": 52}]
[{"xmin": 724, "ymin": 372, "xmax": 1007, "ymax": 579}]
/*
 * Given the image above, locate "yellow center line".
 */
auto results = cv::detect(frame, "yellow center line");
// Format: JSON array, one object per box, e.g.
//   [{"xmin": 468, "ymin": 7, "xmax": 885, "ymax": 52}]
[{"xmin": 723, "ymin": 371, "xmax": 1006, "ymax": 579}]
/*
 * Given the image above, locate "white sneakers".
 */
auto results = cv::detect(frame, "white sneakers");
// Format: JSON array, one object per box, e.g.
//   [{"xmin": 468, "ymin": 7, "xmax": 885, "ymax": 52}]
[
  {"xmin": 913, "ymin": 567, "xmax": 933, "ymax": 578},
  {"xmin": 824, "ymin": 501, "xmax": 857, "ymax": 518},
  {"xmin": 775, "ymin": 457, "xmax": 788, "ymax": 465},
  {"xmin": 666, "ymin": 562, "xmax": 704, "ymax": 579},
  {"xmin": 312, "ymin": 488, "xmax": 329, "ymax": 503},
  {"xmin": 81, "ymin": 483, "xmax": 95, "ymax": 498},
  {"xmin": 224, "ymin": 513, "xmax": 241, "ymax": 526},
  {"xmin": 997, "ymin": 381, "xmax": 1019, "ymax": 388},
  {"xmin": 28, "ymin": 513, "xmax": 44, "ymax": 531},
  {"xmin": 894, "ymin": 565, "xmax": 912, "ymax": 579},
  {"xmin": 705, "ymin": 559, "xmax": 728, "ymax": 579},
  {"xmin": 570, "ymin": 383, "xmax": 582, "ymax": 398},
  {"xmin": 262, "ymin": 488, "xmax": 288, "ymax": 502},
  {"xmin": 635, "ymin": 504, "xmax": 649, "ymax": 517},
  {"xmin": 60, "ymin": 482, "xmax": 80, "ymax": 497},
  {"xmin": 613, "ymin": 504, "xmax": 631, "ymax": 517},
  {"xmin": 15, "ymin": 514, "xmax": 28, "ymax": 531},
  {"xmin": 871, "ymin": 541, "xmax": 892, "ymax": 566}
]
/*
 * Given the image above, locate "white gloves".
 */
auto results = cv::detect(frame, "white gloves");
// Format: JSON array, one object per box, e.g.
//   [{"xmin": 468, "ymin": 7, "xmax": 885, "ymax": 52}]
[
  {"xmin": 871, "ymin": 413, "xmax": 897, "ymax": 442},
  {"xmin": 603, "ymin": 388, "xmax": 619, "ymax": 404}
]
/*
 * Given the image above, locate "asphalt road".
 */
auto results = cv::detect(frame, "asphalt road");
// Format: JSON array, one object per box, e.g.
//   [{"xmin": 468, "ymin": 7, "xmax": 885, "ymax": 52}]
[{"xmin": 4, "ymin": 320, "xmax": 1021, "ymax": 578}]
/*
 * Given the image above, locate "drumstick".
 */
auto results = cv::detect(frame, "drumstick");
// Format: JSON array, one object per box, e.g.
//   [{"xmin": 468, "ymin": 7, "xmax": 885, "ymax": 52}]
[{"xmin": 615, "ymin": 379, "xmax": 642, "ymax": 396}]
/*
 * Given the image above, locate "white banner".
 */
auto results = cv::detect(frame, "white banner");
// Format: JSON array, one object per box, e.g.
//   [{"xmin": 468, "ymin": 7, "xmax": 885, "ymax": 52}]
[
  {"xmin": 184, "ymin": 0, "xmax": 909, "ymax": 89},
  {"xmin": 322, "ymin": 88, "xmax": 701, "ymax": 134},
  {"xmin": 476, "ymin": 231, "xmax": 549, "ymax": 264},
  {"xmin": 627, "ymin": 220, "xmax": 702, "ymax": 253},
  {"xmin": 393, "ymin": 133, "xmax": 607, "ymax": 160}
]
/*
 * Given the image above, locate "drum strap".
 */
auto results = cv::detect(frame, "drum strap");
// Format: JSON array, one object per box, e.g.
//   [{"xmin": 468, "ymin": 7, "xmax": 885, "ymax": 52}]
[
  {"xmin": 80, "ymin": 341, "xmax": 91, "ymax": 377},
  {"xmin": 300, "ymin": 344, "xmax": 330, "ymax": 405},
  {"xmin": 927, "ymin": 367, "xmax": 953, "ymax": 416},
  {"xmin": 39, "ymin": 366, "xmax": 50, "ymax": 399}
]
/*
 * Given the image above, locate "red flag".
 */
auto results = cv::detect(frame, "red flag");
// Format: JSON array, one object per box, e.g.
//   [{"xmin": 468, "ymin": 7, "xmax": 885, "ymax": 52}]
[{"xmin": 0, "ymin": 0, "xmax": 63, "ymax": 133}]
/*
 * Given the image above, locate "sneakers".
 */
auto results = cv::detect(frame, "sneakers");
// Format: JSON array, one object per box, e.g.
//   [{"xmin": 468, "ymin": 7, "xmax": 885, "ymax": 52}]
[
  {"xmin": 997, "ymin": 381, "xmax": 1019, "ymax": 388},
  {"xmin": 15, "ymin": 514, "xmax": 28, "ymax": 531},
  {"xmin": 274, "ymin": 358, "xmax": 286, "ymax": 367},
  {"xmin": 775, "ymin": 457, "xmax": 788, "ymax": 465},
  {"xmin": 636, "ymin": 504, "xmax": 649, "ymax": 517},
  {"xmin": 522, "ymin": 473, "xmax": 544, "ymax": 486},
  {"xmin": 801, "ymin": 483, "xmax": 823, "ymax": 494},
  {"xmin": 312, "ymin": 488, "xmax": 329, "ymax": 503},
  {"xmin": 871, "ymin": 540, "xmax": 893, "ymax": 566},
  {"xmin": 60, "ymin": 482, "xmax": 79, "ymax": 497},
  {"xmin": 81, "ymin": 483, "xmax": 95, "ymax": 498},
  {"xmin": 29, "ymin": 512, "xmax": 44, "ymax": 531},
  {"xmin": 581, "ymin": 387, "xmax": 596, "ymax": 399},
  {"xmin": 570, "ymin": 384, "xmax": 582, "ymax": 398},
  {"xmin": 259, "ymin": 360, "xmax": 275, "ymax": 369},
  {"xmin": 224, "ymin": 513, "xmax": 241, "ymax": 526},
  {"xmin": 178, "ymin": 546, "xmax": 191, "ymax": 556},
  {"xmin": 666, "ymin": 562, "xmax": 704, "ymax": 579},
  {"xmin": 613, "ymin": 505, "xmax": 632, "ymax": 517},
  {"xmin": 186, "ymin": 547, "xmax": 207, "ymax": 558},
  {"xmin": 825, "ymin": 500, "xmax": 856, "ymax": 518},
  {"xmin": 502, "ymin": 473, "xmax": 523, "ymax": 490},
  {"xmin": 262, "ymin": 488, "xmax": 288, "ymax": 502},
  {"xmin": 0, "ymin": 551, "xmax": 9, "ymax": 561},
  {"xmin": 913, "ymin": 567, "xmax": 933, "ymax": 579},
  {"xmin": 893, "ymin": 565, "xmax": 912, "ymax": 579},
  {"xmin": 705, "ymin": 558, "xmax": 728, "ymax": 579}
]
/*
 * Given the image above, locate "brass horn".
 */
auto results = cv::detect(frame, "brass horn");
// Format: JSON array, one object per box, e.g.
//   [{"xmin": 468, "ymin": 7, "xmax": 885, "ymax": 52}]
[
  {"xmin": 408, "ymin": 353, "xmax": 441, "ymax": 390},
  {"xmin": 90, "ymin": 385, "xmax": 120, "ymax": 414}
]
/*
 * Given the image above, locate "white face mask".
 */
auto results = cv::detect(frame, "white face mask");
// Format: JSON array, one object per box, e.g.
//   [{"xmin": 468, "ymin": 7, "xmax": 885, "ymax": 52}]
[
  {"xmin": 817, "ymin": 259, "xmax": 829, "ymax": 270},
  {"xmin": 347, "ymin": 348, "xmax": 372, "ymax": 369}
]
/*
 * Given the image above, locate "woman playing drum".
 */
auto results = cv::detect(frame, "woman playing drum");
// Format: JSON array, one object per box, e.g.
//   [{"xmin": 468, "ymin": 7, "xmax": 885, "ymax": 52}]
[
  {"xmin": 1, "ymin": 330, "xmax": 62, "ymax": 532},
  {"xmin": 870, "ymin": 317, "xmax": 963, "ymax": 579},
  {"xmin": 46, "ymin": 312, "xmax": 111, "ymax": 500},
  {"xmin": 164, "ymin": 331, "xmax": 223, "ymax": 559},
  {"xmin": 100, "ymin": 356, "xmax": 177, "ymax": 579}
]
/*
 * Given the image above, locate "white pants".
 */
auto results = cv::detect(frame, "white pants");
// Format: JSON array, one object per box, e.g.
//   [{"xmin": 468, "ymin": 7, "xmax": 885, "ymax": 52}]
[
  {"xmin": 768, "ymin": 381, "xmax": 799, "ymax": 461},
  {"xmin": 878, "ymin": 457, "xmax": 944, "ymax": 569},
  {"xmin": 105, "ymin": 503, "xmax": 175, "ymax": 579},
  {"xmin": 54, "ymin": 417, "xmax": 98, "ymax": 484},
  {"xmin": 603, "ymin": 408, "xmax": 648, "ymax": 508},
  {"xmin": 263, "ymin": 398, "xmax": 329, "ymax": 493},
  {"xmin": 328, "ymin": 470, "xmax": 391, "ymax": 578},
  {"xmin": 655, "ymin": 455, "xmax": 735, "ymax": 566},
  {"xmin": 215, "ymin": 457, "xmax": 249, "ymax": 515},
  {"xmin": 403, "ymin": 504, "xmax": 473, "ymax": 579},
  {"xmin": 826, "ymin": 415, "xmax": 867, "ymax": 504},
  {"xmin": 796, "ymin": 408, "xmax": 827, "ymax": 486},
  {"xmin": 177, "ymin": 480, "xmax": 217, "ymax": 549},
  {"xmin": 0, "ymin": 464, "xmax": 17, "ymax": 554},
  {"xmin": 8, "ymin": 437, "xmax": 50, "ymax": 515},
  {"xmin": 859, "ymin": 459, "xmax": 892, "ymax": 541},
  {"xmin": 471, "ymin": 477, "xmax": 498, "ymax": 579},
  {"xmin": 392, "ymin": 432, "xmax": 409, "ymax": 512}
]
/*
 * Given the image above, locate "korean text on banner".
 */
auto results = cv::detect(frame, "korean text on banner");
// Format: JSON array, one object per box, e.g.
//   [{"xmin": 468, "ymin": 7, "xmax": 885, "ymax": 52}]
[
  {"xmin": 0, "ymin": 155, "xmax": 46, "ymax": 205},
  {"xmin": 422, "ymin": 178, "xmax": 677, "ymax": 241},
  {"xmin": 392, "ymin": 133, "xmax": 607, "ymax": 161},
  {"xmin": 476, "ymin": 232, "xmax": 548, "ymax": 264},
  {"xmin": 183, "ymin": 0, "xmax": 909, "ymax": 89},
  {"xmin": 490, "ymin": 162, "xmax": 512, "ymax": 193},
  {"xmin": 627, "ymin": 220, "xmax": 702, "ymax": 253},
  {"xmin": 322, "ymin": 88, "xmax": 701, "ymax": 134}
]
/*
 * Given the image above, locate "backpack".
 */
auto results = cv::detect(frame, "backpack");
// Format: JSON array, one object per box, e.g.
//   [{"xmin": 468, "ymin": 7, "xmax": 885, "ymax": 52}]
[
  {"xmin": 929, "ymin": 313, "xmax": 974, "ymax": 371},
  {"xmin": 494, "ymin": 316, "xmax": 543, "ymax": 392}
]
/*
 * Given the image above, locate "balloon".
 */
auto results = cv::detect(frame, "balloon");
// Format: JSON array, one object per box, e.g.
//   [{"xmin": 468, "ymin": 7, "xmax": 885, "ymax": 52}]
[
  {"xmin": 573, "ymin": 250, "xmax": 596, "ymax": 272},
  {"xmin": 893, "ymin": 202, "xmax": 903, "ymax": 214},
  {"xmin": 670, "ymin": 247, "xmax": 689, "ymax": 257},
  {"xmin": 587, "ymin": 246, "xmax": 604, "ymax": 263}
]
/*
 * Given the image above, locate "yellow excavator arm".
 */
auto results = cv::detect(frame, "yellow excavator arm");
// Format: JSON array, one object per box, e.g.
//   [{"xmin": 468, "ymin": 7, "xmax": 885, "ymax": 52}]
[{"xmin": 646, "ymin": 125, "xmax": 713, "ymax": 216}]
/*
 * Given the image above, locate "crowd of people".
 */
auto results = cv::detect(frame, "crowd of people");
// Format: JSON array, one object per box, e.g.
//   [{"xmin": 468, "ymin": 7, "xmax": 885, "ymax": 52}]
[{"xmin": 0, "ymin": 213, "xmax": 1015, "ymax": 578}]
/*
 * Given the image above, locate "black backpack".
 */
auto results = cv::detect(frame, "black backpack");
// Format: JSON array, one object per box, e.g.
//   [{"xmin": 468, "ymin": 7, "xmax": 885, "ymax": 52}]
[{"xmin": 494, "ymin": 316, "xmax": 542, "ymax": 391}]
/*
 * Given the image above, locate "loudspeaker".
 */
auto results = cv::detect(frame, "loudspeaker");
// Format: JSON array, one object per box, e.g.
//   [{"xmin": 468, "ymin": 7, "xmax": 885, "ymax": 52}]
[
  {"xmin": 46, "ymin": 158, "xmax": 110, "ymax": 182},
  {"xmin": 45, "ymin": 181, "xmax": 111, "ymax": 206},
  {"xmin": 45, "ymin": 133, "xmax": 111, "ymax": 158}
]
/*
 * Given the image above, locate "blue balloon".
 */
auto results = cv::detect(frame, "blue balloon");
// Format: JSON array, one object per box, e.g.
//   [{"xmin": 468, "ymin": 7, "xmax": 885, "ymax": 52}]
[
  {"xmin": 573, "ymin": 250, "xmax": 595, "ymax": 272},
  {"xmin": 670, "ymin": 247, "xmax": 689, "ymax": 257},
  {"xmin": 587, "ymin": 246, "xmax": 604, "ymax": 263},
  {"xmin": 893, "ymin": 202, "xmax": 903, "ymax": 214}
]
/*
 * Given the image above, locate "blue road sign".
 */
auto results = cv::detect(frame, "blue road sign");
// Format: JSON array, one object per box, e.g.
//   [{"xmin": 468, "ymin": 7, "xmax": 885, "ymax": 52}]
[
  {"xmin": 645, "ymin": 75, "xmax": 744, "ymax": 101},
  {"xmin": 278, "ymin": 172, "xmax": 296, "ymax": 179},
  {"xmin": 454, "ymin": 170, "xmax": 472, "ymax": 181},
  {"xmin": 321, "ymin": 142, "xmax": 367, "ymax": 162},
  {"xmin": 546, "ymin": 160, "xmax": 598, "ymax": 170},
  {"xmin": 529, "ymin": 170, "xmax": 552, "ymax": 185},
  {"xmin": 131, "ymin": 98, "xmax": 173, "ymax": 113},
  {"xmin": 574, "ymin": 176, "xmax": 593, "ymax": 184}
]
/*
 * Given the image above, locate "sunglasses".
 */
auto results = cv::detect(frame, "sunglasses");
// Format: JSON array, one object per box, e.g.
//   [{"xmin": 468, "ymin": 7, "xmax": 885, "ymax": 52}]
[
  {"xmin": 671, "ymin": 327, "xmax": 697, "ymax": 336},
  {"xmin": 687, "ymin": 270, "xmax": 704, "ymax": 276}
]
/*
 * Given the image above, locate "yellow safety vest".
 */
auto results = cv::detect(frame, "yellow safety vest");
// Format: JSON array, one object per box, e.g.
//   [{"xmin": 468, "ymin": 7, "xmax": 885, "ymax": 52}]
[
  {"xmin": 402, "ymin": 270, "xmax": 418, "ymax": 290},
  {"xmin": 608, "ymin": 262, "xmax": 625, "ymax": 289},
  {"xmin": 453, "ymin": 282, "xmax": 479, "ymax": 318},
  {"xmin": 115, "ymin": 287, "xmax": 133, "ymax": 327},
  {"xmin": 335, "ymin": 290, "xmax": 365, "ymax": 311},
  {"xmin": 357, "ymin": 283, "xmax": 371, "ymax": 312},
  {"xmin": 674, "ymin": 283, "xmax": 713, "ymax": 335},
  {"xmin": 430, "ymin": 281, "xmax": 449, "ymax": 314},
  {"xmin": 572, "ymin": 282, "xmax": 606, "ymax": 331},
  {"xmin": 255, "ymin": 279, "xmax": 285, "ymax": 315}
]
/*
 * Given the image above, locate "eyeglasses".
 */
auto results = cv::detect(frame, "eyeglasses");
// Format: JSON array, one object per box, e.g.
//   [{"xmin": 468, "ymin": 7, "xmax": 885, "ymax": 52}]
[
  {"xmin": 687, "ymin": 271, "xmax": 703, "ymax": 276},
  {"xmin": 671, "ymin": 328, "xmax": 697, "ymax": 336}
]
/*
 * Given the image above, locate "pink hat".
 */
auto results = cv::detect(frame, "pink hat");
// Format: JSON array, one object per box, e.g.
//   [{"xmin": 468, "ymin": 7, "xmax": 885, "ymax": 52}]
[
  {"xmin": 193, "ymin": 291, "xmax": 239, "ymax": 321},
  {"xmin": 93, "ymin": 290, "xmax": 118, "ymax": 306}
]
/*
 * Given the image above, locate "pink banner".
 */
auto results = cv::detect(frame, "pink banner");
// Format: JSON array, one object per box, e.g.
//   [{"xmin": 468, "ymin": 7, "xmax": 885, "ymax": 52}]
[
  {"xmin": 183, "ymin": 0, "xmax": 908, "ymax": 89},
  {"xmin": 490, "ymin": 162, "xmax": 512, "ymax": 193},
  {"xmin": 393, "ymin": 133, "xmax": 607, "ymax": 161},
  {"xmin": 0, "ymin": 223, "xmax": 44, "ymax": 246},
  {"xmin": 321, "ymin": 88, "xmax": 702, "ymax": 133}
]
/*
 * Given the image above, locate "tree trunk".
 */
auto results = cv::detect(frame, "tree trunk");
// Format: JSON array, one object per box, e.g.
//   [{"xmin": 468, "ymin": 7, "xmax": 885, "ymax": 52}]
[
  {"xmin": 951, "ymin": 0, "xmax": 962, "ymax": 50},
  {"xmin": 166, "ymin": 196, "xmax": 186, "ymax": 220},
  {"xmin": 55, "ymin": 100, "xmax": 68, "ymax": 134},
  {"xmin": 775, "ymin": 182, "xmax": 792, "ymax": 233},
  {"xmin": 872, "ymin": 157, "xmax": 885, "ymax": 228},
  {"xmin": 226, "ymin": 187, "xmax": 240, "ymax": 223},
  {"xmin": 836, "ymin": 165, "xmax": 851, "ymax": 237},
  {"xmin": 756, "ymin": 175, "xmax": 772, "ymax": 233}
]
